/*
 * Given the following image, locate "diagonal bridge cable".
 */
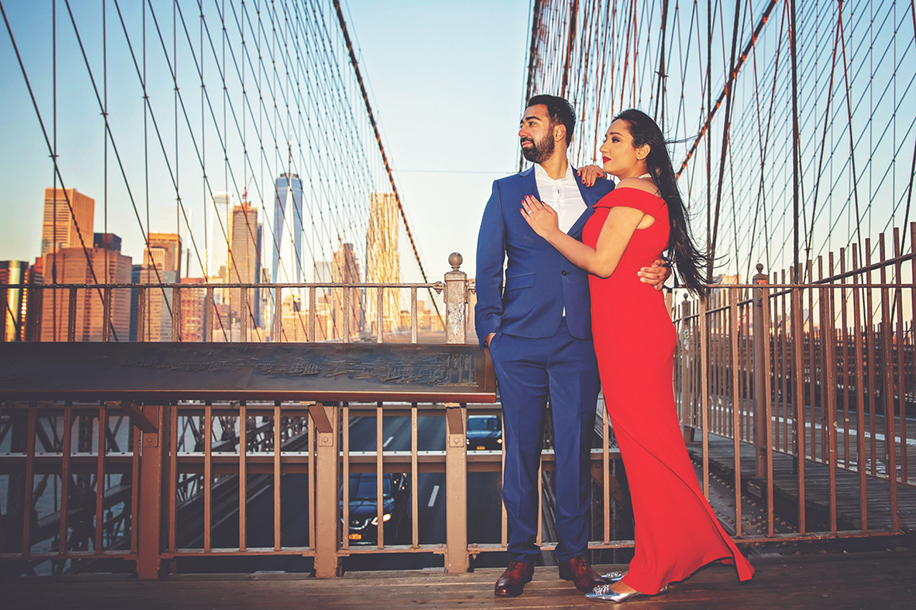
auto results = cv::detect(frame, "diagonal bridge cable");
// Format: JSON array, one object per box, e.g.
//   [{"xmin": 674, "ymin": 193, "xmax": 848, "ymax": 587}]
[{"xmin": 332, "ymin": 0, "xmax": 442, "ymax": 322}]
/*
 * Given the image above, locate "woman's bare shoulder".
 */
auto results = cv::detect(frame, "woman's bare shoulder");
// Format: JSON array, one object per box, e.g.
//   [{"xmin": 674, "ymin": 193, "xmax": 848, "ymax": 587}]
[{"xmin": 616, "ymin": 176, "xmax": 658, "ymax": 194}]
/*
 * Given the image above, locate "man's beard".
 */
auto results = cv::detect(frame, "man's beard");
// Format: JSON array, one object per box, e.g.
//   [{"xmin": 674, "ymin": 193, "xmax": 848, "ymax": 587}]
[{"xmin": 521, "ymin": 131, "xmax": 555, "ymax": 163}]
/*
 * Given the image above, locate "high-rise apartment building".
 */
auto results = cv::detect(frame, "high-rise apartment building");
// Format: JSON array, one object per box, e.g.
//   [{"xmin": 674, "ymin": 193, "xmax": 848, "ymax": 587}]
[
  {"xmin": 228, "ymin": 201, "xmax": 261, "ymax": 336},
  {"xmin": 41, "ymin": 188, "xmax": 94, "ymax": 257},
  {"xmin": 365, "ymin": 192, "xmax": 400, "ymax": 334},
  {"xmin": 272, "ymin": 173, "xmax": 304, "ymax": 284},
  {"xmin": 331, "ymin": 242, "xmax": 362, "ymax": 340},
  {"xmin": 40, "ymin": 233, "xmax": 131, "ymax": 341}
]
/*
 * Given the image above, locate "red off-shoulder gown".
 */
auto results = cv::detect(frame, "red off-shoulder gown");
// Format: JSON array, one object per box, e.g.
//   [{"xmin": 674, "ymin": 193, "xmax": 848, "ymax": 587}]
[{"xmin": 583, "ymin": 188, "xmax": 755, "ymax": 594}]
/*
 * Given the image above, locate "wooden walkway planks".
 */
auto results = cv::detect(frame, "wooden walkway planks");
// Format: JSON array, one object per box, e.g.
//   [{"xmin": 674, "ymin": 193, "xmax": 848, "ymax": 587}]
[
  {"xmin": 6, "ymin": 551, "xmax": 916, "ymax": 609},
  {"xmin": 688, "ymin": 434, "xmax": 916, "ymax": 533}
]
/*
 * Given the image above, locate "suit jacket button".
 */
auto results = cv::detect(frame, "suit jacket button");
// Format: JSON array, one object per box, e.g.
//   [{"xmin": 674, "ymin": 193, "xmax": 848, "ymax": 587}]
[{"xmin": 561, "ymin": 270, "xmax": 568, "ymax": 276}]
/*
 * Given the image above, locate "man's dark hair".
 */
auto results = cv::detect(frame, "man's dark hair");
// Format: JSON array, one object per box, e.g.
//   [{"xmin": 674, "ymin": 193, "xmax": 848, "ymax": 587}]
[{"xmin": 526, "ymin": 94, "xmax": 575, "ymax": 146}]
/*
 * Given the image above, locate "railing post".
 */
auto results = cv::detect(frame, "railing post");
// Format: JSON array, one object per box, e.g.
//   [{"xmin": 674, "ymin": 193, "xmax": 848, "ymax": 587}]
[
  {"xmin": 311, "ymin": 403, "xmax": 342, "ymax": 577},
  {"xmin": 444, "ymin": 253, "xmax": 469, "ymax": 571},
  {"xmin": 444, "ymin": 402, "xmax": 468, "ymax": 573},
  {"xmin": 171, "ymin": 286, "xmax": 181, "ymax": 342},
  {"xmin": 752, "ymin": 264, "xmax": 769, "ymax": 478},
  {"xmin": 67, "ymin": 286, "xmax": 77, "ymax": 342},
  {"xmin": 137, "ymin": 405, "xmax": 166, "ymax": 579},
  {"xmin": 273, "ymin": 286, "xmax": 282, "ymax": 342},
  {"xmin": 444, "ymin": 253, "xmax": 467, "ymax": 344},
  {"xmin": 679, "ymin": 294, "xmax": 694, "ymax": 442},
  {"xmin": 0, "ymin": 285, "xmax": 7, "ymax": 341},
  {"xmin": 204, "ymin": 286, "xmax": 214, "ymax": 342}
]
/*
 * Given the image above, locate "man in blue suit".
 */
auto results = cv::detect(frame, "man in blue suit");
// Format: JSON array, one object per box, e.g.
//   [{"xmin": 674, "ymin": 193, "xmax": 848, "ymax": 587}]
[{"xmin": 476, "ymin": 95, "xmax": 666, "ymax": 597}]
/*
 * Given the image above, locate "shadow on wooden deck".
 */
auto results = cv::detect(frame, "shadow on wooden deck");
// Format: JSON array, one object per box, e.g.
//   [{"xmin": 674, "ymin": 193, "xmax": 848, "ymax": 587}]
[{"xmin": 6, "ymin": 550, "xmax": 916, "ymax": 609}]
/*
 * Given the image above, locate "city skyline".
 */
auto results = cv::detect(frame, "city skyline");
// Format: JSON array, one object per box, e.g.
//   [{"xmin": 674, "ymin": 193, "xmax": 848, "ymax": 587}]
[
  {"xmin": 0, "ymin": 1, "xmax": 528, "ymax": 285},
  {"xmin": 1, "ymin": 172, "xmax": 426, "ymax": 343}
]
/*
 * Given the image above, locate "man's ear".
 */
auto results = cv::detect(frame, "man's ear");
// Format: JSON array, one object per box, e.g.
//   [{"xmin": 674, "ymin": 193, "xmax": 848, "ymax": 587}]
[{"xmin": 555, "ymin": 124, "xmax": 566, "ymax": 143}]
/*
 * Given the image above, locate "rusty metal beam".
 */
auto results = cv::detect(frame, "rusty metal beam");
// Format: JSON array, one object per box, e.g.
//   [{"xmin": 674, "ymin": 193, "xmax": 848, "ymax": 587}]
[
  {"xmin": 105, "ymin": 400, "xmax": 158, "ymax": 433},
  {"xmin": 307, "ymin": 402, "xmax": 332, "ymax": 434},
  {"xmin": 0, "ymin": 343, "xmax": 497, "ymax": 404}
]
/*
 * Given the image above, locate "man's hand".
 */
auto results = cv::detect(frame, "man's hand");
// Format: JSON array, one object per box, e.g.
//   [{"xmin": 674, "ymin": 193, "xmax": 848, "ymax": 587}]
[
  {"xmin": 638, "ymin": 258, "xmax": 671, "ymax": 291},
  {"xmin": 486, "ymin": 333, "xmax": 496, "ymax": 346},
  {"xmin": 576, "ymin": 164, "xmax": 607, "ymax": 187}
]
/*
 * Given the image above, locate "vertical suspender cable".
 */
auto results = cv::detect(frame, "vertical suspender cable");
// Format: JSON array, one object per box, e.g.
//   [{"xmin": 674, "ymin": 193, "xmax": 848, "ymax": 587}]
[{"xmin": 789, "ymin": 0, "xmax": 801, "ymax": 278}]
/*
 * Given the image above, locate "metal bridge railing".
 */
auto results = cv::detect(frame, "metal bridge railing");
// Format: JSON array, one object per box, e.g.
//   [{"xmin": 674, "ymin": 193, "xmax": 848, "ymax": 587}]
[
  {"xmin": 675, "ymin": 224, "xmax": 916, "ymax": 541},
  {"xmin": 4, "ymin": 232, "xmax": 916, "ymax": 579},
  {"xmin": 0, "ymin": 253, "xmax": 623, "ymax": 579},
  {"xmin": 0, "ymin": 255, "xmax": 473, "ymax": 346}
]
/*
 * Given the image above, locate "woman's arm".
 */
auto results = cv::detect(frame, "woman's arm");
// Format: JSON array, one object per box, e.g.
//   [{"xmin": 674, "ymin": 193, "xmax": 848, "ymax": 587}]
[{"xmin": 520, "ymin": 194, "xmax": 645, "ymax": 278}]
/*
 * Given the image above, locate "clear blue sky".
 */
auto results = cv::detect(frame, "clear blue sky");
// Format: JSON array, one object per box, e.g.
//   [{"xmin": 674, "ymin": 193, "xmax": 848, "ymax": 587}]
[
  {"xmin": 0, "ymin": 0, "xmax": 532, "ymax": 283},
  {"xmin": 344, "ymin": 0, "xmax": 531, "ymax": 280}
]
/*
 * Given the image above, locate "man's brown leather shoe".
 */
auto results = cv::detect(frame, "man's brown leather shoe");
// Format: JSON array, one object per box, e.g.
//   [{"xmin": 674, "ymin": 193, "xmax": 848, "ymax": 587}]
[
  {"xmin": 558, "ymin": 555, "xmax": 605, "ymax": 593},
  {"xmin": 495, "ymin": 559, "xmax": 535, "ymax": 597}
]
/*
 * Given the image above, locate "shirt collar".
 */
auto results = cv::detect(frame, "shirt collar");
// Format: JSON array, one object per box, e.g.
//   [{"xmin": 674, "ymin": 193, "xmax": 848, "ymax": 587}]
[{"xmin": 534, "ymin": 162, "xmax": 574, "ymax": 181}]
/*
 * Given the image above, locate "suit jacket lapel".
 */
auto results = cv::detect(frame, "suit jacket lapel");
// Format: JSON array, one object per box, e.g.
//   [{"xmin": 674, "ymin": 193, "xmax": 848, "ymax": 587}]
[
  {"xmin": 520, "ymin": 166, "xmax": 539, "ymax": 200},
  {"xmin": 567, "ymin": 168, "xmax": 595, "ymax": 238}
]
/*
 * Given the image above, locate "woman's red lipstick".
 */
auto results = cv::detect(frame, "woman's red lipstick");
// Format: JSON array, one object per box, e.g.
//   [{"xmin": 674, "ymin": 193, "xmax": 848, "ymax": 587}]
[{"xmin": 602, "ymin": 156, "xmax": 610, "ymax": 163}]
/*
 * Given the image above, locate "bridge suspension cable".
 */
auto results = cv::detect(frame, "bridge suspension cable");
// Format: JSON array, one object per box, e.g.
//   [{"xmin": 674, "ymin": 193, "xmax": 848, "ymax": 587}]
[
  {"xmin": 523, "ymin": 0, "xmax": 916, "ymax": 282},
  {"xmin": 1, "ymin": 0, "xmax": 433, "ymax": 342}
]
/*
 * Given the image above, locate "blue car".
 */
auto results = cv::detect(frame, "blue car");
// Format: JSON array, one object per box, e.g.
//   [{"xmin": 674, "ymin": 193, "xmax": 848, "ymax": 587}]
[
  {"xmin": 466, "ymin": 415, "xmax": 503, "ymax": 451},
  {"xmin": 341, "ymin": 472, "xmax": 408, "ymax": 544}
]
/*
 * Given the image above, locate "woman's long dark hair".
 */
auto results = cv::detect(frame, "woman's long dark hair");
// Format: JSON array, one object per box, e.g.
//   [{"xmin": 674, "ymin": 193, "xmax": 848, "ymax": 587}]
[{"xmin": 614, "ymin": 109, "xmax": 710, "ymax": 296}]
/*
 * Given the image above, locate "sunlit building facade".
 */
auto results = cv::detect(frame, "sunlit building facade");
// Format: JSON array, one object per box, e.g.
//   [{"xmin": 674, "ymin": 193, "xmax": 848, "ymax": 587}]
[{"xmin": 365, "ymin": 192, "xmax": 400, "ymax": 334}]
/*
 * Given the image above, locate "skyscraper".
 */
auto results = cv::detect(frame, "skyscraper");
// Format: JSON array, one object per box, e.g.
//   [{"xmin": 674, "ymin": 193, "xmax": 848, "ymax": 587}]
[
  {"xmin": 272, "ymin": 173, "xmax": 304, "ymax": 284},
  {"xmin": 280, "ymin": 291, "xmax": 308, "ymax": 342},
  {"xmin": 40, "ymin": 234, "xmax": 131, "ymax": 342},
  {"xmin": 146, "ymin": 233, "xmax": 182, "ymax": 278},
  {"xmin": 131, "ymin": 266, "xmax": 176, "ymax": 342},
  {"xmin": 228, "ymin": 201, "xmax": 261, "ymax": 337},
  {"xmin": 178, "ymin": 277, "xmax": 208, "ymax": 342},
  {"xmin": 365, "ymin": 192, "xmax": 400, "ymax": 334},
  {"xmin": 41, "ymin": 188, "xmax": 94, "ymax": 257},
  {"xmin": 331, "ymin": 242, "xmax": 362, "ymax": 340},
  {"xmin": 208, "ymin": 192, "xmax": 233, "ymax": 280},
  {"xmin": 130, "ymin": 233, "xmax": 183, "ymax": 341}
]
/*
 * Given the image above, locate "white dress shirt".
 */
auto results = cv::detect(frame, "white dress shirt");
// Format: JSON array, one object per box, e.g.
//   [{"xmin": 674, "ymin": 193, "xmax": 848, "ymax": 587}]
[
  {"xmin": 534, "ymin": 163, "xmax": 587, "ymax": 317},
  {"xmin": 534, "ymin": 163, "xmax": 587, "ymax": 234}
]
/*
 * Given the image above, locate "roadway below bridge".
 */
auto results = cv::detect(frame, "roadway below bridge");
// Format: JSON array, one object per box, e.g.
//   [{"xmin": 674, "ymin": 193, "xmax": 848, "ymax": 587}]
[{"xmin": 174, "ymin": 412, "xmax": 507, "ymax": 574}]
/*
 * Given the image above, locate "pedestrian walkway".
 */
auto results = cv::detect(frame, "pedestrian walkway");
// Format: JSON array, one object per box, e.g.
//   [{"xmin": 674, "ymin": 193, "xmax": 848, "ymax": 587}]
[
  {"xmin": 688, "ymin": 433, "xmax": 916, "ymax": 534},
  {"xmin": 6, "ymin": 550, "xmax": 915, "ymax": 609}
]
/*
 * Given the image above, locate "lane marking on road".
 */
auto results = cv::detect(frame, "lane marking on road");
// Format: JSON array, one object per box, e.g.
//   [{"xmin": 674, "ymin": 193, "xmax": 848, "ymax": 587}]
[
  {"xmin": 384, "ymin": 435, "xmax": 394, "ymax": 448},
  {"xmin": 428, "ymin": 485, "xmax": 440, "ymax": 508}
]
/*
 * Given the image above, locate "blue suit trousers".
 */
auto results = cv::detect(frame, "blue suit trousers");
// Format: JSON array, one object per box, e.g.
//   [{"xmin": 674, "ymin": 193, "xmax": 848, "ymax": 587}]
[{"xmin": 488, "ymin": 318, "xmax": 601, "ymax": 563}]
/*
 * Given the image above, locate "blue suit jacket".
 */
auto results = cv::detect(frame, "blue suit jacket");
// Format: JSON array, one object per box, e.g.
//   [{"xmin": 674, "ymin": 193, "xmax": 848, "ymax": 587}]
[{"xmin": 475, "ymin": 167, "xmax": 615, "ymax": 347}]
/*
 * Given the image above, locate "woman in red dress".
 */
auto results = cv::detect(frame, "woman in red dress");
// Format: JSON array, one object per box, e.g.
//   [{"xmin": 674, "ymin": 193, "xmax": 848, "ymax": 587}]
[{"xmin": 521, "ymin": 109, "xmax": 754, "ymax": 602}]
